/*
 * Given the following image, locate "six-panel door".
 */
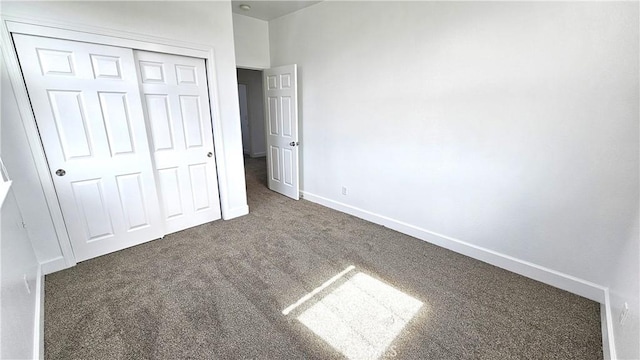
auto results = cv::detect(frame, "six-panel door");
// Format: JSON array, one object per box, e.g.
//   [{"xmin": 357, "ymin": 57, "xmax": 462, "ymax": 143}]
[
  {"xmin": 13, "ymin": 34, "xmax": 165, "ymax": 261},
  {"xmin": 263, "ymin": 65, "xmax": 299, "ymax": 200},
  {"xmin": 135, "ymin": 50, "xmax": 221, "ymax": 234}
]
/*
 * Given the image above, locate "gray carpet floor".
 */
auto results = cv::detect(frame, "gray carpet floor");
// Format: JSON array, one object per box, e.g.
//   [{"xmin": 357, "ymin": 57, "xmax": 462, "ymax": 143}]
[{"xmin": 45, "ymin": 156, "xmax": 603, "ymax": 360}]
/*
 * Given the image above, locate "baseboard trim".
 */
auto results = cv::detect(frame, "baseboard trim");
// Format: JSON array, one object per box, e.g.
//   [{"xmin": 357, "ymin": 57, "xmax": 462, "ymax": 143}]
[
  {"xmin": 250, "ymin": 152, "xmax": 266, "ymax": 158},
  {"xmin": 223, "ymin": 204, "xmax": 249, "ymax": 220},
  {"xmin": 601, "ymin": 290, "xmax": 617, "ymax": 360},
  {"xmin": 41, "ymin": 256, "xmax": 68, "ymax": 275},
  {"xmin": 300, "ymin": 191, "xmax": 607, "ymax": 303},
  {"xmin": 33, "ymin": 264, "xmax": 44, "ymax": 360}
]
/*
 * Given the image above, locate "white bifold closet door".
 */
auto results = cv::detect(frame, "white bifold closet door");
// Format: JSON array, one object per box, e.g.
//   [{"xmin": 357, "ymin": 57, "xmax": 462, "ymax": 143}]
[
  {"xmin": 12, "ymin": 34, "xmax": 221, "ymax": 262},
  {"xmin": 134, "ymin": 50, "xmax": 221, "ymax": 234}
]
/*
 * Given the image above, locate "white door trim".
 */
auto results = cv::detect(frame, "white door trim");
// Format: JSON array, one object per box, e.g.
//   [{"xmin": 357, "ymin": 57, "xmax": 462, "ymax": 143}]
[
  {"xmin": 238, "ymin": 83, "xmax": 252, "ymax": 155},
  {"xmin": 0, "ymin": 15, "xmax": 231, "ymax": 268}
]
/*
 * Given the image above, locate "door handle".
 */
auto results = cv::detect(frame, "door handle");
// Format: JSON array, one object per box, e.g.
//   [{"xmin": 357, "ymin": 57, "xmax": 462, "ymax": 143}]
[
  {"xmin": 55, "ymin": 169, "xmax": 66, "ymax": 176},
  {"xmin": 289, "ymin": 141, "xmax": 299, "ymax": 147},
  {"xmin": 207, "ymin": 152, "xmax": 213, "ymax": 158}
]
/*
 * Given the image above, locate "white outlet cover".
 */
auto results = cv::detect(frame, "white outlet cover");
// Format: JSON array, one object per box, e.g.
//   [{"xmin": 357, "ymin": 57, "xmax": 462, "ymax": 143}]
[
  {"xmin": 619, "ymin": 302, "xmax": 629, "ymax": 326},
  {"xmin": 23, "ymin": 274, "xmax": 31, "ymax": 294}
]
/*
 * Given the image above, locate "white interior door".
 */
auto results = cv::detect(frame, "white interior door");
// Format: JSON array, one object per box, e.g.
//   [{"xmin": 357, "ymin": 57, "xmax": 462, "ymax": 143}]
[
  {"xmin": 13, "ymin": 34, "xmax": 164, "ymax": 262},
  {"xmin": 135, "ymin": 50, "xmax": 221, "ymax": 234},
  {"xmin": 263, "ymin": 64, "xmax": 299, "ymax": 200}
]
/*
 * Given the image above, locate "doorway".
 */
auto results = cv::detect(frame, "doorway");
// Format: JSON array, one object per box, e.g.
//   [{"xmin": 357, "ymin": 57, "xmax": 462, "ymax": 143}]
[
  {"xmin": 236, "ymin": 65, "xmax": 301, "ymax": 200},
  {"xmin": 236, "ymin": 68, "xmax": 266, "ymax": 158}
]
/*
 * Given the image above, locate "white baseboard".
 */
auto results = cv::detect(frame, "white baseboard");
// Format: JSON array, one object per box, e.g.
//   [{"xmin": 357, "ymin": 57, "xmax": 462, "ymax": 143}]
[
  {"xmin": 41, "ymin": 256, "xmax": 67, "ymax": 275},
  {"xmin": 250, "ymin": 152, "xmax": 266, "ymax": 158},
  {"xmin": 601, "ymin": 290, "xmax": 617, "ymax": 360},
  {"xmin": 33, "ymin": 264, "xmax": 44, "ymax": 360},
  {"xmin": 223, "ymin": 204, "xmax": 249, "ymax": 220},
  {"xmin": 300, "ymin": 191, "xmax": 607, "ymax": 303}
]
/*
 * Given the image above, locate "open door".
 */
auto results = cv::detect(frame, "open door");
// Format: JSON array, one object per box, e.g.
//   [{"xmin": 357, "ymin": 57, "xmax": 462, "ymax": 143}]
[{"xmin": 263, "ymin": 64, "xmax": 299, "ymax": 200}]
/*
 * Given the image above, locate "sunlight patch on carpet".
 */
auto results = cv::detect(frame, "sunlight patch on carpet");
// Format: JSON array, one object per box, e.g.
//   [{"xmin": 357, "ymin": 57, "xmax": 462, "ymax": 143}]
[{"xmin": 284, "ymin": 267, "xmax": 423, "ymax": 360}]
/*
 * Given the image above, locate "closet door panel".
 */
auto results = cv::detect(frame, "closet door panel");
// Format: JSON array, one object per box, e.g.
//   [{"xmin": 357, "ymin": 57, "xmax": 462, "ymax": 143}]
[
  {"xmin": 13, "ymin": 34, "xmax": 164, "ymax": 262},
  {"xmin": 135, "ymin": 50, "xmax": 221, "ymax": 234}
]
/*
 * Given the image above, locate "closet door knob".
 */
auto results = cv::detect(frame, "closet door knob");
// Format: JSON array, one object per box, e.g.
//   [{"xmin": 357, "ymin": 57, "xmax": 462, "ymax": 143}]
[
  {"xmin": 207, "ymin": 152, "xmax": 213, "ymax": 158},
  {"xmin": 55, "ymin": 169, "xmax": 66, "ymax": 176}
]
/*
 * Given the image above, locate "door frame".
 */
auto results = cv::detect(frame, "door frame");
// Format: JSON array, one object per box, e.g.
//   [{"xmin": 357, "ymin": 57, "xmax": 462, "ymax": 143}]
[
  {"xmin": 237, "ymin": 82, "xmax": 252, "ymax": 155},
  {"xmin": 1, "ymin": 15, "xmax": 232, "ymax": 269},
  {"xmin": 236, "ymin": 68, "xmax": 267, "ymax": 159}
]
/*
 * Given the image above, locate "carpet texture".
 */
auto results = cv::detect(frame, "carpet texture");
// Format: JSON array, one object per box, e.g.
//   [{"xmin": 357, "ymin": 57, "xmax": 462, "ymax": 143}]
[{"xmin": 45, "ymin": 156, "xmax": 603, "ymax": 360}]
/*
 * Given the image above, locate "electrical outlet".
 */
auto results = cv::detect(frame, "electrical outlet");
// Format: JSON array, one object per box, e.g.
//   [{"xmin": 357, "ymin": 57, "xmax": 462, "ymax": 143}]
[
  {"xmin": 619, "ymin": 302, "xmax": 629, "ymax": 327},
  {"xmin": 23, "ymin": 274, "xmax": 31, "ymax": 294},
  {"xmin": 341, "ymin": 186, "xmax": 348, "ymax": 196}
]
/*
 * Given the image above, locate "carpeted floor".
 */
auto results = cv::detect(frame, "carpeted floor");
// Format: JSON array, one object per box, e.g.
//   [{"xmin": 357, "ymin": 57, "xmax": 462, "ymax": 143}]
[{"xmin": 45, "ymin": 156, "xmax": 603, "ymax": 360}]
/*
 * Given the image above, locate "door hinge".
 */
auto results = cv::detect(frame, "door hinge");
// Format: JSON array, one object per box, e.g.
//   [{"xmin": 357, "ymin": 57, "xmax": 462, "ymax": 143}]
[{"xmin": 21, "ymin": 221, "xmax": 27, "ymax": 229}]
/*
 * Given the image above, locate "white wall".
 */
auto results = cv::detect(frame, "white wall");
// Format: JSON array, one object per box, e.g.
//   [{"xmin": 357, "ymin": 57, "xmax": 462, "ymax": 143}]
[
  {"xmin": 1, "ymin": 50, "xmax": 62, "ymax": 269},
  {"xmin": 237, "ymin": 68, "xmax": 266, "ymax": 157},
  {"xmin": 0, "ymin": 188, "xmax": 40, "ymax": 360},
  {"xmin": 1, "ymin": 1, "xmax": 248, "ymax": 268},
  {"xmin": 608, "ymin": 214, "xmax": 639, "ymax": 360},
  {"xmin": 270, "ymin": 2, "xmax": 638, "ymax": 355},
  {"xmin": 0, "ymin": 37, "xmax": 45, "ymax": 360},
  {"xmin": 232, "ymin": 11, "xmax": 269, "ymax": 158},
  {"xmin": 0, "ymin": 61, "xmax": 41, "ymax": 357},
  {"xmin": 233, "ymin": 13, "xmax": 270, "ymax": 69}
]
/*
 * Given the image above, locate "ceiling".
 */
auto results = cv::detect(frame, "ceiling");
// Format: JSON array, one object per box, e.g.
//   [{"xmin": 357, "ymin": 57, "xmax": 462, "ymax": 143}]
[{"xmin": 231, "ymin": 1, "xmax": 322, "ymax": 21}]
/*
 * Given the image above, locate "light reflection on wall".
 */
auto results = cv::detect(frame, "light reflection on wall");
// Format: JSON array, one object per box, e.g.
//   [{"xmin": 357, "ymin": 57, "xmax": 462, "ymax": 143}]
[{"xmin": 283, "ymin": 266, "xmax": 424, "ymax": 360}]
